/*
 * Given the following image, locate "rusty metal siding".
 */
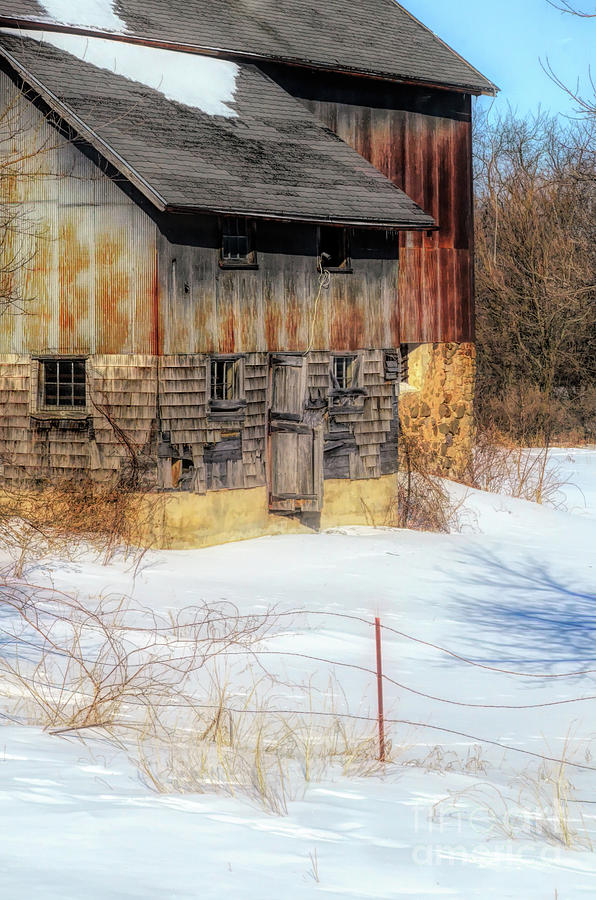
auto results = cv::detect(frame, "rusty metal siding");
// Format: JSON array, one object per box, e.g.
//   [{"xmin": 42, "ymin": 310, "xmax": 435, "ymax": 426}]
[
  {"xmin": 158, "ymin": 220, "xmax": 399, "ymax": 354},
  {"xmin": 259, "ymin": 66, "xmax": 475, "ymax": 345},
  {"xmin": 324, "ymin": 100, "xmax": 473, "ymax": 344},
  {"xmin": 0, "ymin": 72, "xmax": 158, "ymax": 357}
]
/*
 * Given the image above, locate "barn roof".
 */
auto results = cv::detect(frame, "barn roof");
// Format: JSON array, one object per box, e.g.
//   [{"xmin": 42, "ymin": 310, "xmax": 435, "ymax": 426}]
[
  {"xmin": 0, "ymin": 0, "xmax": 497, "ymax": 95},
  {"xmin": 0, "ymin": 30, "xmax": 435, "ymax": 227}
]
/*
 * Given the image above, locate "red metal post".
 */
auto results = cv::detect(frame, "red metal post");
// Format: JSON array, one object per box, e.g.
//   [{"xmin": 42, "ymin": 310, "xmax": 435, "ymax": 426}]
[{"xmin": 375, "ymin": 617, "xmax": 386, "ymax": 762}]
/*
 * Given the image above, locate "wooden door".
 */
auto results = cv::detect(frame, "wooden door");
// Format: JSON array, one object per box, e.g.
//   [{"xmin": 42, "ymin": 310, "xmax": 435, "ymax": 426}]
[{"xmin": 268, "ymin": 354, "xmax": 322, "ymax": 513}]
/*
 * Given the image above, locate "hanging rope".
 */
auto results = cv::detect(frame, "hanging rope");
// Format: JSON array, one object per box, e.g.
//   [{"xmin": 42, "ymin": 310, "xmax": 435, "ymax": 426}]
[{"xmin": 303, "ymin": 263, "xmax": 331, "ymax": 357}]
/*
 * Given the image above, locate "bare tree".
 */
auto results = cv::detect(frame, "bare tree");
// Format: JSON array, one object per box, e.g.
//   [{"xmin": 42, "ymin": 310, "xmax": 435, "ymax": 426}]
[
  {"xmin": 545, "ymin": 1, "xmax": 596, "ymax": 117},
  {"xmin": 474, "ymin": 111, "xmax": 596, "ymax": 442},
  {"xmin": 547, "ymin": 1, "xmax": 595, "ymax": 16}
]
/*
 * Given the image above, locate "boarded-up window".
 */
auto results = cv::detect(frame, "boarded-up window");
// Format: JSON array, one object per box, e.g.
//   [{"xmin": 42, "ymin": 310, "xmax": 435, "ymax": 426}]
[
  {"xmin": 384, "ymin": 346, "xmax": 410, "ymax": 384},
  {"xmin": 204, "ymin": 434, "xmax": 243, "ymax": 490},
  {"xmin": 270, "ymin": 354, "xmax": 304, "ymax": 422}
]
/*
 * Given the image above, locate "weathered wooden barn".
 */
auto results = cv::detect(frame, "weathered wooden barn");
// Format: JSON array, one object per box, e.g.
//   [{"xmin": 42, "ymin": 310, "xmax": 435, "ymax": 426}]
[{"xmin": 0, "ymin": 1, "xmax": 495, "ymax": 546}]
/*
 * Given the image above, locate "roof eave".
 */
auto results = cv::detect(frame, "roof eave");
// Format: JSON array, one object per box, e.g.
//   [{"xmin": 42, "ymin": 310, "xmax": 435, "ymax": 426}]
[
  {"xmin": 0, "ymin": 17, "xmax": 499, "ymax": 95},
  {"xmin": 0, "ymin": 38, "xmax": 437, "ymax": 231},
  {"xmin": 165, "ymin": 205, "xmax": 437, "ymax": 229}
]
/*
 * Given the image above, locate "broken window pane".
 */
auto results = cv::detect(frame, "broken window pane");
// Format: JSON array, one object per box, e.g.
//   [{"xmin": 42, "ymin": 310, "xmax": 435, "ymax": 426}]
[
  {"xmin": 210, "ymin": 358, "xmax": 240, "ymax": 400},
  {"xmin": 333, "ymin": 355, "xmax": 356, "ymax": 390},
  {"xmin": 319, "ymin": 226, "xmax": 351, "ymax": 270}
]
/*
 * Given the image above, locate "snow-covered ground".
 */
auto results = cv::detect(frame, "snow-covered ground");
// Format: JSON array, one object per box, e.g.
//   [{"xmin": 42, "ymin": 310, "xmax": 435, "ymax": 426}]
[{"xmin": 1, "ymin": 449, "xmax": 595, "ymax": 898}]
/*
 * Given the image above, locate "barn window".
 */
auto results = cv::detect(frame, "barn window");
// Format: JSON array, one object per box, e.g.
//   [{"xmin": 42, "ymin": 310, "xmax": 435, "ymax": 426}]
[
  {"xmin": 41, "ymin": 359, "xmax": 86, "ymax": 409},
  {"xmin": 220, "ymin": 217, "xmax": 257, "ymax": 268},
  {"xmin": 318, "ymin": 226, "xmax": 351, "ymax": 272},
  {"xmin": 209, "ymin": 356, "xmax": 247, "ymax": 421},
  {"xmin": 332, "ymin": 355, "xmax": 356, "ymax": 390},
  {"xmin": 211, "ymin": 357, "xmax": 241, "ymax": 400}
]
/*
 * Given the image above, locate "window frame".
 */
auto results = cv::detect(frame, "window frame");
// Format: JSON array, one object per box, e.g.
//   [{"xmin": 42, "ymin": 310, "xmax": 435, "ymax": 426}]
[
  {"xmin": 37, "ymin": 356, "xmax": 88, "ymax": 412},
  {"xmin": 208, "ymin": 354, "xmax": 247, "ymax": 421},
  {"xmin": 210, "ymin": 355, "xmax": 242, "ymax": 402},
  {"xmin": 318, "ymin": 226, "xmax": 353, "ymax": 274},
  {"xmin": 219, "ymin": 216, "xmax": 258, "ymax": 270},
  {"xmin": 331, "ymin": 354, "xmax": 358, "ymax": 392}
]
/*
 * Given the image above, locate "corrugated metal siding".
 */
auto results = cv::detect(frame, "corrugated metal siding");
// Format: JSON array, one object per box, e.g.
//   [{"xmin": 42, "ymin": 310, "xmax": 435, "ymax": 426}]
[
  {"xmin": 318, "ymin": 102, "xmax": 474, "ymax": 344},
  {"xmin": 263, "ymin": 68, "xmax": 475, "ymax": 345},
  {"xmin": 158, "ymin": 223, "xmax": 400, "ymax": 355},
  {"xmin": 0, "ymin": 72, "xmax": 158, "ymax": 356}
]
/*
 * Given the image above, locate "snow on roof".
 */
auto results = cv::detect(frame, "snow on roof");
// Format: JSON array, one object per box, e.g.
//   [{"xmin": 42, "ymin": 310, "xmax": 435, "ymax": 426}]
[
  {"xmin": 13, "ymin": 29, "xmax": 240, "ymax": 117},
  {"xmin": 38, "ymin": 0, "xmax": 126, "ymax": 32}
]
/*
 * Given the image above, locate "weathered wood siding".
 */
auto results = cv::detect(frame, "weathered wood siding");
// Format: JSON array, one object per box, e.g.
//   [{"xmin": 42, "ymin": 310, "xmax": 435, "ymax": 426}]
[
  {"xmin": 0, "ymin": 350, "xmax": 398, "ymax": 489},
  {"xmin": 0, "ymin": 72, "xmax": 158, "ymax": 357},
  {"xmin": 260, "ymin": 67, "xmax": 475, "ymax": 344},
  {"xmin": 158, "ymin": 218, "xmax": 399, "ymax": 354}
]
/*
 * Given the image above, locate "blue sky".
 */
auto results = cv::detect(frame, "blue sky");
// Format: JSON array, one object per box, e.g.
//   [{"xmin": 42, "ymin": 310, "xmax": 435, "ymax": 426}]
[{"xmin": 402, "ymin": 0, "xmax": 594, "ymax": 117}]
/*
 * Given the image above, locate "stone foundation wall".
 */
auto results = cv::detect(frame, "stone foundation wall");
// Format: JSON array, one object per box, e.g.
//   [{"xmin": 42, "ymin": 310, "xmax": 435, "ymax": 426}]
[{"xmin": 399, "ymin": 343, "xmax": 475, "ymax": 477}]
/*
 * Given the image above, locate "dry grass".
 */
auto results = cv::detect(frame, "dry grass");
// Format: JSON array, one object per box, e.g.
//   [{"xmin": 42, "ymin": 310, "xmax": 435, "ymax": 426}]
[
  {"xmin": 0, "ymin": 579, "xmax": 385, "ymax": 814},
  {"xmin": 134, "ymin": 673, "xmax": 385, "ymax": 815},
  {"xmin": 429, "ymin": 733, "xmax": 594, "ymax": 851},
  {"xmin": 463, "ymin": 428, "xmax": 566, "ymax": 507},
  {"xmin": 405, "ymin": 743, "xmax": 489, "ymax": 777}
]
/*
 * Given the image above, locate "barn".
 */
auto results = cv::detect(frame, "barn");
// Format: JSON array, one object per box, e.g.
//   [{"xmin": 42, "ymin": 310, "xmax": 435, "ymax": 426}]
[{"xmin": 0, "ymin": 1, "xmax": 496, "ymax": 547}]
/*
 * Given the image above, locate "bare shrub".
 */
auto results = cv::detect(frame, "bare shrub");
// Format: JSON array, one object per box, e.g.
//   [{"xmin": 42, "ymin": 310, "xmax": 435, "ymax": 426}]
[
  {"xmin": 0, "ymin": 582, "xmax": 277, "ymax": 733},
  {"xmin": 396, "ymin": 428, "xmax": 464, "ymax": 533},
  {"xmin": 0, "ymin": 582, "xmax": 385, "ymax": 814},
  {"xmin": 0, "ymin": 471, "xmax": 157, "ymax": 572},
  {"xmin": 463, "ymin": 428, "xmax": 566, "ymax": 507},
  {"xmin": 0, "ymin": 389, "xmax": 162, "ymax": 568}
]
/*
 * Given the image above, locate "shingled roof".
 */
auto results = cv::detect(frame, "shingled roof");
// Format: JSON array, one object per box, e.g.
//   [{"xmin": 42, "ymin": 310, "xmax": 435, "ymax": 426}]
[
  {"xmin": 0, "ymin": 30, "xmax": 435, "ymax": 227},
  {"xmin": 0, "ymin": 0, "xmax": 496, "ymax": 95}
]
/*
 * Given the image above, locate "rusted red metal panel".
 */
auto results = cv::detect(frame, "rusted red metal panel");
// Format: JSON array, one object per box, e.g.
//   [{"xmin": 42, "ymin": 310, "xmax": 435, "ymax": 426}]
[{"xmin": 296, "ymin": 80, "xmax": 475, "ymax": 345}]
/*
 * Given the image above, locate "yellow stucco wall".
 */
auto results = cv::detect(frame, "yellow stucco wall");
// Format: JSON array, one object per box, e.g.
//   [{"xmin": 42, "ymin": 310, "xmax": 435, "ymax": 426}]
[{"xmin": 139, "ymin": 475, "xmax": 398, "ymax": 550}]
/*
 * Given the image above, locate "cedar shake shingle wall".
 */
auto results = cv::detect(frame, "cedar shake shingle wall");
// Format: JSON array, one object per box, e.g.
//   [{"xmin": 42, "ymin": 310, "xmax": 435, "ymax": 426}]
[
  {"xmin": 0, "ymin": 354, "xmax": 157, "ymax": 483},
  {"xmin": 0, "ymin": 353, "xmax": 398, "ymax": 489}
]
